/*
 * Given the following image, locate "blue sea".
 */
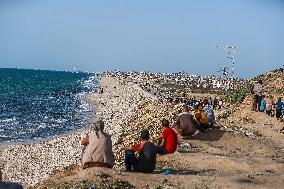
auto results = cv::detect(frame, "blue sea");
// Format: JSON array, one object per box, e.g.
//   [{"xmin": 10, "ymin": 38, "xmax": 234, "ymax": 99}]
[{"xmin": 0, "ymin": 68, "xmax": 98, "ymax": 143}]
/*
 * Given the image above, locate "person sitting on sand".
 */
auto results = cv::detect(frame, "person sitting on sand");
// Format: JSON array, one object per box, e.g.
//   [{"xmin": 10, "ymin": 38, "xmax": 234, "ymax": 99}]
[
  {"xmin": 80, "ymin": 120, "xmax": 114, "ymax": 170},
  {"xmin": 155, "ymin": 119, "xmax": 177, "ymax": 155},
  {"xmin": 203, "ymin": 98, "xmax": 216, "ymax": 127},
  {"xmin": 123, "ymin": 129, "xmax": 157, "ymax": 173},
  {"xmin": 253, "ymin": 80, "xmax": 263, "ymax": 111},
  {"xmin": 218, "ymin": 98, "xmax": 224, "ymax": 110},
  {"xmin": 194, "ymin": 102, "xmax": 210, "ymax": 132},
  {"xmin": 266, "ymin": 95, "xmax": 275, "ymax": 117},
  {"xmin": 171, "ymin": 105, "xmax": 196, "ymax": 137}
]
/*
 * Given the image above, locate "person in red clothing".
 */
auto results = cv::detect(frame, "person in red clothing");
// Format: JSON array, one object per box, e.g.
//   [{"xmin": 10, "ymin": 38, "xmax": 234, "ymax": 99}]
[{"xmin": 156, "ymin": 119, "xmax": 177, "ymax": 155}]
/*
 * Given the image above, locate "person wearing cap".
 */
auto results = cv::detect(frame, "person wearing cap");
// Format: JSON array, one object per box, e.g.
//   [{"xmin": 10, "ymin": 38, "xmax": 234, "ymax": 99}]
[
  {"xmin": 80, "ymin": 120, "xmax": 114, "ymax": 170},
  {"xmin": 123, "ymin": 129, "xmax": 157, "ymax": 173}
]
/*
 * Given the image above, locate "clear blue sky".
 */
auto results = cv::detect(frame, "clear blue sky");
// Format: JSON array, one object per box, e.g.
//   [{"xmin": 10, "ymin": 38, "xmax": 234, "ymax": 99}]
[{"xmin": 0, "ymin": 0, "xmax": 283, "ymax": 78}]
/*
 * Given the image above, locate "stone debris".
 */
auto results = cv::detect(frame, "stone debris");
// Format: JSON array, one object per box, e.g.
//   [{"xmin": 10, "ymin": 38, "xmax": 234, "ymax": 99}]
[
  {"xmin": 177, "ymin": 142, "xmax": 193, "ymax": 153},
  {"xmin": 220, "ymin": 125, "xmax": 258, "ymax": 139}
]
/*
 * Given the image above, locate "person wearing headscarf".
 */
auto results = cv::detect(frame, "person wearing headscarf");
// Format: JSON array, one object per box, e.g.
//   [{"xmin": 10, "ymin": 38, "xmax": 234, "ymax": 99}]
[{"xmin": 80, "ymin": 120, "xmax": 114, "ymax": 170}]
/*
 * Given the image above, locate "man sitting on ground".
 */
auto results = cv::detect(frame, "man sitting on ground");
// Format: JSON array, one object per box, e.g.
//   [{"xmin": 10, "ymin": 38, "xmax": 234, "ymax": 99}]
[
  {"xmin": 194, "ymin": 102, "xmax": 210, "ymax": 132},
  {"xmin": 123, "ymin": 129, "xmax": 157, "ymax": 173},
  {"xmin": 80, "ymin": 120, "xmax": 114, "ymax": 170},
  {"xmin": 156, "ymin": 119, "xmax": 177, "ymax": 155},
  {"xmin": 172, "ymin": 105, "xmax": 196, "ymax": 137}
]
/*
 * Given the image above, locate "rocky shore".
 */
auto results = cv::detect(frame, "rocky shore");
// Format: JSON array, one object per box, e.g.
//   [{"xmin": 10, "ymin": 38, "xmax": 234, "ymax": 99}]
[
  {"xmin": 1, "ymin": 71, "xmax": 284, "ymax": 189},
  {"xmin": 0, "ymin": 75, "xmax": 154, "ymax": 187}
]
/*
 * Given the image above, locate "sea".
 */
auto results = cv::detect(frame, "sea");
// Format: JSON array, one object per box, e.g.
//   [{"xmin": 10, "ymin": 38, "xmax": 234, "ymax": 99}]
[{"xmin": 0, "ymin": 68, "xmax": 99, "ymax": 143}]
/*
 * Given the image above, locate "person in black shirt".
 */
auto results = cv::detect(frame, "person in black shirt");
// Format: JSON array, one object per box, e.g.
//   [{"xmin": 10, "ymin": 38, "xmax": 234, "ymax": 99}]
[{"xmin": 123, "ymin": 129, "xmax": 157, "ymax": 173}]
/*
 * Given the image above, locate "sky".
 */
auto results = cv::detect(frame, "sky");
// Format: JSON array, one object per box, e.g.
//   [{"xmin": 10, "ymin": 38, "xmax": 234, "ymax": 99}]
[{"xmin": 0, "ymin": 0, "xmax": 283, "ymax": 78}]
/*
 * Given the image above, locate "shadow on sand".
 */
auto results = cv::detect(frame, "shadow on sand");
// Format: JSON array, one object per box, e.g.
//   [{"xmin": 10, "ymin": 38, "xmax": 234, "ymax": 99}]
[{"xmin": 183, "ymin": 129, "xmax": 227, "ymax": 142}]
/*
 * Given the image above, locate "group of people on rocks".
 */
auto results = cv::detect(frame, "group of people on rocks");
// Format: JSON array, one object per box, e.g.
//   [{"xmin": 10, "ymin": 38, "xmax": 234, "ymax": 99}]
[
  {"xmin": 106, "ymin": 71, "xmax": 247, "ymax": 94},
  {"xmin": 79, "ymin": 101, "xmax": 217, "ymax": 173},
  {"xmin": 161, "ymin": 96, "xmax": 225, "ymax": 111},
  {"xmin": 252, "ymin": 80, "xmax": 284, "ymax": 121}
]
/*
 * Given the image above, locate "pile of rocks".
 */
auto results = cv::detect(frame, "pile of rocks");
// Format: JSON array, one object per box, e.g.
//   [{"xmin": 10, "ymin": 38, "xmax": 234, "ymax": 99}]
[
  {"xmin": 177, "ymin": 142, "xmax": 193, "ymax": 153},
  {"xmin": 220, "ymin": 125, "xmax": 258, "ymax": 139}
]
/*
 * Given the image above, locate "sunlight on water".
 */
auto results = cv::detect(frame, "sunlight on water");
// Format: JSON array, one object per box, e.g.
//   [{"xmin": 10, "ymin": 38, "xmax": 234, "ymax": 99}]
[{"xmin": 0, "ymin": 68, "xmax": 98, "ymax": 142}]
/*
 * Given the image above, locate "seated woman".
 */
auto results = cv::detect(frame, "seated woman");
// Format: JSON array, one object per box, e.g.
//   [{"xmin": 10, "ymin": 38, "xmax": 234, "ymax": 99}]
[
  {"xmin": 194, "ymin": 102, "xmax": 210, "ymax": 132},
  {"xmin": 80, "ymin": 120, "xmax": 114, "ymax": 170}
]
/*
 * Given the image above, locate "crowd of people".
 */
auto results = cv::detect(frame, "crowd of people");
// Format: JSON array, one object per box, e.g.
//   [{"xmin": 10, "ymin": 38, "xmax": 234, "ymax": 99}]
[
  {"xmin": 104, "ymin": 71, "xmax": 247, "ymax": 96},
  {"xmin": 79, "ymin": 100, "xmax": 217, "ymax": 173},
  {"xmin": 251, "ymin": 80, "xmax": 284, "ymax": 121},
  {"xmin": 160, "ymin": 96, "xmax": 225, "ymax": 111}
]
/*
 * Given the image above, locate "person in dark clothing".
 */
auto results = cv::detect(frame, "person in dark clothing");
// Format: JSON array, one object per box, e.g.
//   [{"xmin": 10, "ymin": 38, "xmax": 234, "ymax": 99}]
[
  {"xmin": 253, "ymin": 80, "xmax": 263, "ymax": 111},
  {"xmin": 0, "ymin": 168, "xmax": 23, "ymax": 189},
  {"xmin": 0, "ymin": 182, "xmax": 23, "ymax": 189},
  {"xmin": 213, "ymin": 97, "xmax": 218, "ymax": 110},
  {"xmin": 275, "ymin": 97, "xmax": 284, "ymax": 120},
  {"xmin": 123, "ymin": 129, "xmax": 157, "ymax": 173}
]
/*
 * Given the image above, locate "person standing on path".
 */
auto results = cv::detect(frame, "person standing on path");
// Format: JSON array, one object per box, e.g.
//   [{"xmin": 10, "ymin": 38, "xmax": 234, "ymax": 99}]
[
  {"xmin": 155, "ymin": 119, "xmax": 178, "ymax": 155},
  {"xmin": 253, "ymin": 80, "xmax": 263, "ymax": 111}
]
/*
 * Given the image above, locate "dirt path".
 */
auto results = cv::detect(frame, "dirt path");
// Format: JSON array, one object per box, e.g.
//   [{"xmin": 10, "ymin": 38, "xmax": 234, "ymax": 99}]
[{"xmin": 34, "ymin": 124, "xmax": 284, "ymax": 189}]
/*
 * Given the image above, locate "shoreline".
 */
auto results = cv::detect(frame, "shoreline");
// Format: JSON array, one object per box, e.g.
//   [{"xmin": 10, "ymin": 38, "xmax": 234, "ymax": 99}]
[
  {"xmin": 0, "ymin": 75, "xmax": 154, "ymax": 187},
  {"xmin": 0, "ymin": 90, "xmax": 98, "ymax": 146}
]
